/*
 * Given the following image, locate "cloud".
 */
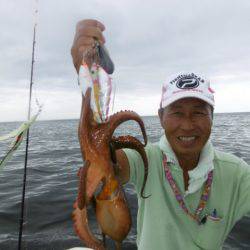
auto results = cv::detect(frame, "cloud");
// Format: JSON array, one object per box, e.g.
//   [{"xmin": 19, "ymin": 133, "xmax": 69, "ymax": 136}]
[{"xmin": 0, "ymin": 0, "xmax": 250, "ymax": 121}]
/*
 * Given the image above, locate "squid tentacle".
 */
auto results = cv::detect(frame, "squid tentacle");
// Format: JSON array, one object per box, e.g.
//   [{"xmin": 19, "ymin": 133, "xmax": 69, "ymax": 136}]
[
  {"xmin": 72, "ymin": 201, "xmax": 105, "ymax": 250},
  {"xmin": 111, "ymin": 135, "xmax": 150, "ymax": 199},
  {"xmin": 77, "ymin": 160, "xmax": 90, "ymax": 209},
  {"xmin": 108, "ymin": 110, "xmax": 147, "ymax": 146},
  {"xmin": 73, "ymin": 159, "xmax": 105, "ymax": 250}
]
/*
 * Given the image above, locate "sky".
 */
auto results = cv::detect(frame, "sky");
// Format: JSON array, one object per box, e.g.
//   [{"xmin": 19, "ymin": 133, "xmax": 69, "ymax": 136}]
[{"xmin": 0, "ymin": 0, "xmax": 250, "ymax": 122}]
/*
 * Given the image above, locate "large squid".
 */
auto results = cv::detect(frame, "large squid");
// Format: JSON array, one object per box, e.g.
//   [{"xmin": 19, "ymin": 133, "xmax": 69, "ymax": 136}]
[{"xmin": 72, "ymin": 87, "xmax": 149, "ymax": 249}]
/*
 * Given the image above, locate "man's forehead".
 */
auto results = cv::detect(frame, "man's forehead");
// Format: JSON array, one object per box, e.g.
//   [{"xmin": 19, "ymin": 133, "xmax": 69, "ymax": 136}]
[{"xmin": 168, "ymin": 98, "xmax": 209, "ymax": 108}]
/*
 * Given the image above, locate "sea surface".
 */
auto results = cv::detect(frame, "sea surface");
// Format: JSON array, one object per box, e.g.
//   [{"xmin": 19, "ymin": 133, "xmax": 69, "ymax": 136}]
[{"xmin": 0, "ymin": 113, "xmax": 250, "ymax": 250}]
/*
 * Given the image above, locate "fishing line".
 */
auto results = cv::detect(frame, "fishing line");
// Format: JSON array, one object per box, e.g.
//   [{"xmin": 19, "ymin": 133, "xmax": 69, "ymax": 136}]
[{"xmin": 18, "ymin": 1, "xmax": 39, "ymax": 249}]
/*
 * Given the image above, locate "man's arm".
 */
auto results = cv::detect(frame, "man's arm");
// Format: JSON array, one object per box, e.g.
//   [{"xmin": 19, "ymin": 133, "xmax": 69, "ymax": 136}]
[{"xmin": 234, "ymin": 159, "xmax": 250, "ymax": 221}]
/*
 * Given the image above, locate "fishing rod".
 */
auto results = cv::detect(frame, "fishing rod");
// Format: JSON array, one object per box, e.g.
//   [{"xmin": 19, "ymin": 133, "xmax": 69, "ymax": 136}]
[{"xmin": 18, "ymin": 5, "xmax": 38, "ymax": 250}]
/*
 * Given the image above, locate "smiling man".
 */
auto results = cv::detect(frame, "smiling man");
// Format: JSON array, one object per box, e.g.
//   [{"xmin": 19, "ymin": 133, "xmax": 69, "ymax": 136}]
[
  {"xmin": 71, "ymin": 19, "xmax": 250, "ymax": 250},
  {"xmin": 158, "ymin": 74, "xmax": 214, "ymax": 191}
]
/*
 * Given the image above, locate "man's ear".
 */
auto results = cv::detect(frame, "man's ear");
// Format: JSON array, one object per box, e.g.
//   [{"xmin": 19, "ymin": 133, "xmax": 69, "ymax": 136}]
[
  {"xmin": 210, "ymin": 105, "xmax": 214, "ymax": 121},
  {"xmin": 158, "ymin": 108, "xmax": 164, "ymax": 127}
]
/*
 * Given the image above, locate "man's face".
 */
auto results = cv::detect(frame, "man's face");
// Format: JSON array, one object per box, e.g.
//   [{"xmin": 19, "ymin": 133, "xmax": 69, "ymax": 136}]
[{"xmin": 158, "ymin": 98, "xmax": 213, "ymax": 158}]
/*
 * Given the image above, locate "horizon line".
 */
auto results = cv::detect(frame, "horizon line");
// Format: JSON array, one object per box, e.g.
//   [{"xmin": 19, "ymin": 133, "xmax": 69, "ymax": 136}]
[{"xmin": 0, "ymin": 111, "xmax": 250, "ymax": 123}]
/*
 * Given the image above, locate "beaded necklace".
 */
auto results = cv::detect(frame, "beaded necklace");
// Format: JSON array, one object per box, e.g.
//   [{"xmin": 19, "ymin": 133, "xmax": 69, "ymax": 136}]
[{"xmin": 162, "ymin": 153, "xmax": 213, "ymax": 224}]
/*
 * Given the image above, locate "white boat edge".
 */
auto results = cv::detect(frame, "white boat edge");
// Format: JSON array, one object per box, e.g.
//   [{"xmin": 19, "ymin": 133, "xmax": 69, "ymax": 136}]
[{"xmin": 67, "ymin": 248, "xmax": 94, "ymax": 250}]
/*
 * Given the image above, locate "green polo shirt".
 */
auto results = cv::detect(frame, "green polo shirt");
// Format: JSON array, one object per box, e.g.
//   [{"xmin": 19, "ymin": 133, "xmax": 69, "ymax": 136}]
[{"xmin": 123, "ymin": 139, "xmax": 250, "ymax": 250}]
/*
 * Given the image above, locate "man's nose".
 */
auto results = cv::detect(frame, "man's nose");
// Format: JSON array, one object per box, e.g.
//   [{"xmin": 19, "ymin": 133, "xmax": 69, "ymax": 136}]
[{"xmin": 180, "ymin": 116, "xmax": 195, "ymax": 130}]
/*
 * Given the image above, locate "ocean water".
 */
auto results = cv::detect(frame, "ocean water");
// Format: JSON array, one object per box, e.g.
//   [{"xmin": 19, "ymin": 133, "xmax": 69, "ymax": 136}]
[{"xmin": 0, "ymin": 113, "xmax": 250, "ymax": 250}]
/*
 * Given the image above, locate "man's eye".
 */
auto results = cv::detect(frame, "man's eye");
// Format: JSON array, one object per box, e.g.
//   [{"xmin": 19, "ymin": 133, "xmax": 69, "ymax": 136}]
[
  {"xmin": 194, "ymin": 111, "xmax": 206, "ymax": 115},
  {"xmin": 172, "ymin": 112, "xmax": 182, "ymax": 115}
]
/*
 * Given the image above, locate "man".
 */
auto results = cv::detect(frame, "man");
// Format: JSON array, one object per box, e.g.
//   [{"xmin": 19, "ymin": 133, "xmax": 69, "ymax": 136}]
[{"xmin": 71, "ymin": 19, "xmax": 250, "ymax": 250}]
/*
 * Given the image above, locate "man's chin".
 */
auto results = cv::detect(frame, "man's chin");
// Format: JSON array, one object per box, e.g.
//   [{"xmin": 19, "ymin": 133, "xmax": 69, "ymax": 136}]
[{"xmin": 172, "ymin": 145, "xmax": 201, "ymax": 157}]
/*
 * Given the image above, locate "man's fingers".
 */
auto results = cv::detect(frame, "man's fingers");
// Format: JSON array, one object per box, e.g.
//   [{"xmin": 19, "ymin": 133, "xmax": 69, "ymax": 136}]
[
  {"xmin": 75, "ymin": 26, "xmax": 105, "ymax": 44},
  {"xmin": 75, "ymin": 36, "xmax": 95, "ymax": 47},
  {"xmin": 79, "ymin": 27, "xmax": 105, "ymax": 43},
  {"xmin": 78, "ymin": 45, "xmax": 93, "ymax": 56},
  {"xmin": 76, "ymin": 19, "xmax": 105, "ymax": 32},
  {"xmin": 96, "ymin": 21, "xmax": 105, "ymax": 32}
]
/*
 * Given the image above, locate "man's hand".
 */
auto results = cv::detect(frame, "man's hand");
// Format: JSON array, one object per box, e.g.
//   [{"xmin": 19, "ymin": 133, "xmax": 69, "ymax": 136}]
[{"xmin": 71, "ymin": 19, "xmax": 106, "ymax": 73}]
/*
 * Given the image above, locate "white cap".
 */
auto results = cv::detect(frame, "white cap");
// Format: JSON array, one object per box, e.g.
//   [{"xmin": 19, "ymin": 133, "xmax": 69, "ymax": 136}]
[{"xmin": 160, "ymin": 72, "xmax": 215, "ymax": 109}]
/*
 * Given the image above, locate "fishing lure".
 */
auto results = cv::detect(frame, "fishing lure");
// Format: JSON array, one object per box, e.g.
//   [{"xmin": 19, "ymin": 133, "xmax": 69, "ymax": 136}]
[
  {"xmin": 0, "ymin": 108, "xmax": 41, "ymax": 170},
  {"xmin": 98, "ymin": 43, "xmax": 114, "ymax": 74},
  {"xmin": 78, "ymin": 41, "xmax": 115, "ymax": 123}
]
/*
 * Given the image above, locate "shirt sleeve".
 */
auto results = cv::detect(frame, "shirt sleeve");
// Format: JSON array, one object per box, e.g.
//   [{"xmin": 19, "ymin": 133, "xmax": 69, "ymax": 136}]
[
  {"xmin": 234, "ymin": 159, "xmax": 250, "ymax": 221},
  {"xmin": 123, "ymin": 147, "xmax": 148, "ymax": 194}
]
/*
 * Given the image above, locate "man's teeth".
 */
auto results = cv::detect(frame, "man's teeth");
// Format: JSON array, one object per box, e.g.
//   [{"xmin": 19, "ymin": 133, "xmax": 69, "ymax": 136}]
[{"xmin": 178, "ymin": 136, "xmax": 196, "ymax": 141}]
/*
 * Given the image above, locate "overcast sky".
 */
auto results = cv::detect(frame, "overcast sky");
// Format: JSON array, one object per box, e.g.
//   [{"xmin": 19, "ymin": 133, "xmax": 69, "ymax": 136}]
[{"xmin": 0, "ymin": 0, "xmax": 250, "ymax": 122}]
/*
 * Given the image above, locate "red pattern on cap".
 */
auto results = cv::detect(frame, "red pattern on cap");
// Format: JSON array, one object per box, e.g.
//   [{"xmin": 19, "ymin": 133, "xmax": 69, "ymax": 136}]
[{"xmin": 208, "ymin": 87, "xmax": 215, "ymax": 93}]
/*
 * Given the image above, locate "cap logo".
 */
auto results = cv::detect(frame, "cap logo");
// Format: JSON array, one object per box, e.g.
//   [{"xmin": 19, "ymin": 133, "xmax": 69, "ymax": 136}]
[
  {"xmin": 170, "ymin": 73, "xmax": 204, "ymax": 89},
  {"xmin": 176, "ymin": 76, "xmax": 199, "ymax": 89}
]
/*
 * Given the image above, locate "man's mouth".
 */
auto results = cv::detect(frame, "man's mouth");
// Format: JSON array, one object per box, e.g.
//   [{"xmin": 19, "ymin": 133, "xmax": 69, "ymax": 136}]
[{"xmin": 177, "ymin": 136, "xmax": 197, "ymax": 142}]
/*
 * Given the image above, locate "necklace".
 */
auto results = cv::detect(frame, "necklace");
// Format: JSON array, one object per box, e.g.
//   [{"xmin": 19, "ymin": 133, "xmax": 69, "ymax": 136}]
[{"xmin": 162, "ymin": 153, "xmax": 213, "ymax": 224}]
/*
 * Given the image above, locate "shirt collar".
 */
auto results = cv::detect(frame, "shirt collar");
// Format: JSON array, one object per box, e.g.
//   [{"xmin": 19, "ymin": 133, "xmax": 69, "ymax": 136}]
[
  {"xmin": 158, "ymin": 135, "xmax": 214, "ymax": 196},
  {"xmin": 158, "ymin": 135, "xmax": 179, "ymax": 165}
]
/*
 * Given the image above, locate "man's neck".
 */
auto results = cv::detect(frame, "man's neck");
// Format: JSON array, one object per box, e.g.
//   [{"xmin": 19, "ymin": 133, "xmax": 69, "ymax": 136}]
[
  {"xmin": 177, "ymin": 154, "xmax": 200, "ymax": 172},
  {"xmin": 175, "ymin": 153, "xmax": 200, "ymax": 191}
]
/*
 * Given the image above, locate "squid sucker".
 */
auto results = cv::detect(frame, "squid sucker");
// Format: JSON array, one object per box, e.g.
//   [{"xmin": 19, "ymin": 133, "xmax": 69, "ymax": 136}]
[{"xmin": 72, "ymin": 87, "xmax": 149, "ymax": 249}]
